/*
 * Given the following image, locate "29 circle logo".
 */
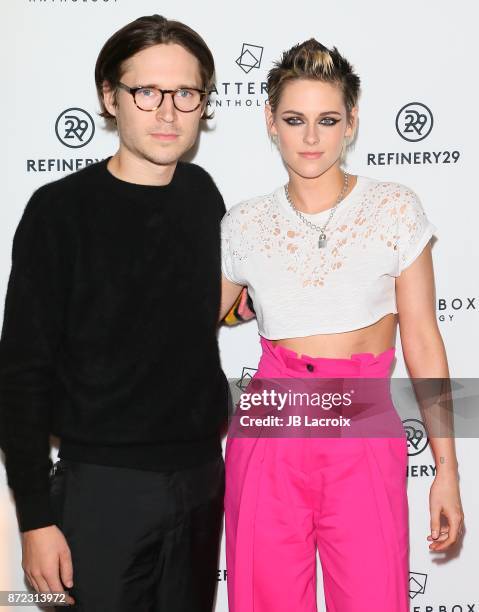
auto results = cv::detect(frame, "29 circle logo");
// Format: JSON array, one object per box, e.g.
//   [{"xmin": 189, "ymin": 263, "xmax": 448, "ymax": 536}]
[
  {"xmin": 55, "ymin": 108, "xmax": 95, "ymax": 148},
  {"xmin": 403, "ymin": 418, "xmax": 429, "ymax": 456},
  {"xmin": 395, "ymin": 102, "xmax": 433, "ymax": 142}
]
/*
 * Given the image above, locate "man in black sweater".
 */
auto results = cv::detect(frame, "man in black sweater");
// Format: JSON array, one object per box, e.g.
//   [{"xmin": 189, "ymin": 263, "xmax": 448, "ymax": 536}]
[{"xmin": 0, "ymin": 15, "xmax": 228, "ymax": 611}]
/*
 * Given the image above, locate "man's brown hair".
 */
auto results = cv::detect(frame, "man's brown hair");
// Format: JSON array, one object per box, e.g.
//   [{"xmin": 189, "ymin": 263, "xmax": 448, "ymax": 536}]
[{"xmin": 94, "ymin": 14, "xmax": 215, "ymax": 123}]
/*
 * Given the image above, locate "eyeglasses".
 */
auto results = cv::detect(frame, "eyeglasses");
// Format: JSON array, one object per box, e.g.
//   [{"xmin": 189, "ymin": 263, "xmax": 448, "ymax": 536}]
[{"xmin": 117, "ymin": 82, "xmax": 208, "ymax": 113}]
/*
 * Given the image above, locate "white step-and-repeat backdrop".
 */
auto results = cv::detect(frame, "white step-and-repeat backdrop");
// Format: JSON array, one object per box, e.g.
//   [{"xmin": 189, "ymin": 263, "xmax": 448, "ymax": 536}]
[{"xmin": 1, "ymin": 1, "xmax": 477, "ymax": 610}]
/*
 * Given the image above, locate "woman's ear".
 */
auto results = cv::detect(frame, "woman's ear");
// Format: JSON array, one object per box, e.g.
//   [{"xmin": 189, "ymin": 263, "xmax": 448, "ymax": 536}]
[
  {"xmin": 346, "ymin": 106, "xmax": 359, "ymax": 140},
  {"xmin": 264, "ymin": 101, "xmax": 277, "ymax": 139}
]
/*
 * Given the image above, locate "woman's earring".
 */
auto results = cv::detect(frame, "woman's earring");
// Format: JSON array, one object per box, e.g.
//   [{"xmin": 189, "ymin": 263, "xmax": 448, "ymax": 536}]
[{"xmin": 270, "ymin": 134, "xmax": 279, "ymax": 146}]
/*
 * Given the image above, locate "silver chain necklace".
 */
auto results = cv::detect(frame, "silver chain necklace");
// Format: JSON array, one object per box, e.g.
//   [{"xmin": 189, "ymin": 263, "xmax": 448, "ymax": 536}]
[{"xmin": 284, "ymin": 172, "xmax": 349, "ymax": 248}]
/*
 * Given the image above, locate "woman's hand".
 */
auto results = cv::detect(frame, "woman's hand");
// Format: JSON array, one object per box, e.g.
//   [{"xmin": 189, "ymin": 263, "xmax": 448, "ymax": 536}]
[{"xmin": 427, "ymin": 470, "xmax": 464, "ymax": 551}]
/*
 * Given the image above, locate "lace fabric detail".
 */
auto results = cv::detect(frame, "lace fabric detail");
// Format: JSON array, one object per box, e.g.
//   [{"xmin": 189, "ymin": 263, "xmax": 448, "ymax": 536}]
[
  {"xmin": 220, "ymin": 176, "xmax": 437, "ymax": 337},
  {"xmin": 221, "ymin": 177, "xmax": 435, "ymax": 287}
]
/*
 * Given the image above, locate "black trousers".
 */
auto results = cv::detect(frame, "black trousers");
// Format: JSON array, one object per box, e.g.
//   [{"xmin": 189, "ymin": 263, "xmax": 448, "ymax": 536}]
[{"xmin": 49, "ymin": 454, "xmax": 225, "ymax": 612}]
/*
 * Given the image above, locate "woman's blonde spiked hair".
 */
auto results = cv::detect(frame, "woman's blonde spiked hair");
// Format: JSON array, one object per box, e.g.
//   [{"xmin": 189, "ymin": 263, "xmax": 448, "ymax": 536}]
[{"xmin": 267, "ymin": 38, "xmax": 361, "ymax": 125}]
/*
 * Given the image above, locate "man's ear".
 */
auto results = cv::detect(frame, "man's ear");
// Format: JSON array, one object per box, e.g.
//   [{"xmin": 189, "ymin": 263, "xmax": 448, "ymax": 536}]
[
  {"xmin": 102, "ymin": 81, "xmax": 117, "ymax": 118},
  {"xmin": 264, "ymin": 101, "xmax": 277, "ymax": 139},
  {"xmin": 200, "ymin": 95, "xmax": 209, "ymax": 120}
]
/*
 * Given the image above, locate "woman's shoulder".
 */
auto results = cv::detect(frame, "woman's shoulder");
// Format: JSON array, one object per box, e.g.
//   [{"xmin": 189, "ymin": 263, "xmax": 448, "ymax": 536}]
[
  {"xmin": 221, "ymin": 188, "xmax": 280, "ymax": 224},
  {"xmin": 356, "ymin": 175, "xmax": 427, "ymax": 220},
  {"xmin": 359, "ymin": 174, "xmax": 422, "ymax": 202}
]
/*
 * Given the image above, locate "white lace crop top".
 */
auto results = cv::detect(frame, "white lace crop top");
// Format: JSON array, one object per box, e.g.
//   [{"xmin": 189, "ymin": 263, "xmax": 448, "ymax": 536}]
[{"xmin": 221, "ymin": 175, "xmax": 437, "ymax": 339}]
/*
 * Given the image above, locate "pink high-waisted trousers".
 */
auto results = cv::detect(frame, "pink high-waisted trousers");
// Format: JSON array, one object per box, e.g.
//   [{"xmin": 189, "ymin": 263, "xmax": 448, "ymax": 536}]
[{"xmin": 224, "ymin": 336, "xmax": 409, "ymax": 612}]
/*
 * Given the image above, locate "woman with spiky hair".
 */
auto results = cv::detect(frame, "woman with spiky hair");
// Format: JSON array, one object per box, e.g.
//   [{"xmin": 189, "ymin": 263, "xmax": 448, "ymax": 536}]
[{"xmin": 219, "ymin": 39, "xmax": 464, "ymax": 611}]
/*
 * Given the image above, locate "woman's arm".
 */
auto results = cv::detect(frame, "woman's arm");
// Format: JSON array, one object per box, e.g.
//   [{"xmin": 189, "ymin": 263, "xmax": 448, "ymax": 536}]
[
  {"xmin": 396, "ymin": 244, "xmax": 465, "ymax": 551},
  {"xmin": 218, "ymin": 274, "xmax": 244, "ymax": 322}
]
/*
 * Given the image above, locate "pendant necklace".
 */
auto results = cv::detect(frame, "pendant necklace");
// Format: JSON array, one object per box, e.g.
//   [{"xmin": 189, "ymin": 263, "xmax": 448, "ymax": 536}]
[{"xmin": 284, "ymin": 172, "xmax": 349, "ymax": 248}]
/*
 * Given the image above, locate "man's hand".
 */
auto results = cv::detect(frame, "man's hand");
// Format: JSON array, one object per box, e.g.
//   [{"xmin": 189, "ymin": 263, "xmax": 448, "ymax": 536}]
[{"xmin": 21, "ymin": 525, "xmax": 76, "ymax": 605}]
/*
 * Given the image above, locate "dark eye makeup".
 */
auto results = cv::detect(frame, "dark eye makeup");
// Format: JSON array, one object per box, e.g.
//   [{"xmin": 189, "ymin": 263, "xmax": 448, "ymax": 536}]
[{"xmin": 282, "ymin": 116, "xmax": 340, "ymax": 126}]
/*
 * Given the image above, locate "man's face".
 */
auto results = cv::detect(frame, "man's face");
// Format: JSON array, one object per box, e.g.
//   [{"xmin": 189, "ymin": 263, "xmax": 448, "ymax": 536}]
[{"xmin": 103, "ymin": 43, "xmax": 206, "ymax": 168}]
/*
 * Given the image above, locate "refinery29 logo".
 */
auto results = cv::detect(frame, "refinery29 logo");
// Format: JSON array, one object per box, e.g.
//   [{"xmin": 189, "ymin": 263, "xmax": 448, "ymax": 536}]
[
  {"xmin": 55, "ymin": 108, "xmax": 95, "ymax": 148},
  {"xmin": 395, "ymin": 102, "xmax": 433, "ymax": 142},
  {"xmin": 403, "ymin": 418, "xmax": 429, "ymax": 456}
]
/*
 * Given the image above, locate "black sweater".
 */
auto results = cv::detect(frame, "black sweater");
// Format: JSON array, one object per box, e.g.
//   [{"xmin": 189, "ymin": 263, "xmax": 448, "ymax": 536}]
[{"xmin": 0, "ymin": 159, "xmax": 229, "ymax": 532}]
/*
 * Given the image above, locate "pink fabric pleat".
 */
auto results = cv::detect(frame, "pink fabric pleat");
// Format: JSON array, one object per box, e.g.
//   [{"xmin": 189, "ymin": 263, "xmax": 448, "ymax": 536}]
[{"xmin": 225, "ymin": 336, "xmax": 409, "ymax": 612}]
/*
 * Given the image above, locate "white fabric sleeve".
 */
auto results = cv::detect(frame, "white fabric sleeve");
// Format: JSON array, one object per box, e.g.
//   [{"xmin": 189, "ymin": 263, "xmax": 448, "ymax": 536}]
[
  {"xmin": 396, "ymin": 186, "xmax": 437, "ymax": 275},
  {"xmin": 220, "ymin": 211, "xmax": 243, "ymax": 285}
]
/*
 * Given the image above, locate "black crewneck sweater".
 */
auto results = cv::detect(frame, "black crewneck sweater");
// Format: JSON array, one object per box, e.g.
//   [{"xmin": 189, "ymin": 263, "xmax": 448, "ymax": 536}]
[{"xmin": 0, "ymin": 159, "xmax": 229, "ymax": 532}]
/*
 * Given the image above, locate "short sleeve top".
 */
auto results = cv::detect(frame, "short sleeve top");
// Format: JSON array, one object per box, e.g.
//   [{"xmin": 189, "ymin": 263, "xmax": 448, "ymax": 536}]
[{"xmin": 221, "ymin": 175, "xmax": 437, "ymax": 339}]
